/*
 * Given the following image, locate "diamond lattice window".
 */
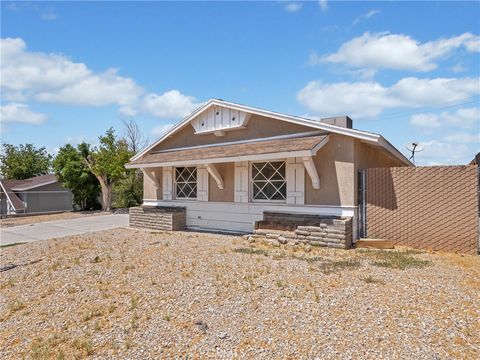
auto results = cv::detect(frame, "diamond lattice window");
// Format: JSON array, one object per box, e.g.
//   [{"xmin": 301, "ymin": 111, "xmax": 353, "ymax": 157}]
[
  {"xmin": 252, "ymin": 161, "xmax": 286, "ymax": 201},
  {"xmin": 175, "ymin": 167, "xmax": 197, "ymax": 199}
]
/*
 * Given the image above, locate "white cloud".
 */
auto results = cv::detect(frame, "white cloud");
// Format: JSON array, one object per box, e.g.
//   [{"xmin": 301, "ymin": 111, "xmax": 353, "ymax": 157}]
[
  {"xmin": 416, "ymin": 140, "xmax": 471, "ymax": 165},
  {"xmin": 35, "ymin": 69, "xmax": 142, "ymax": 106},
  {"xmin": 284, "ymin": 2, "xmax": 302, "ymax": 13},
  {"xmin": 317, "ymin": 32, "xmax": 480, "ymax": 72},
  {"xmin": 318, "ymin": 0, "xmax": 328, "ymax": 12},
  {"xmin": 0, "ymin": 103, "xmax": 47, "ymax": 125},
  {"xmin": 410, "ymin": 113, "xmax": 442, "ymax": 128},
  {"xmin": 151, "ymin": 123, "xmax": 175, "ymax": 137},
  {"xmin": 441, "ymin": 107, "xmax": 480, "ymax": 128},
  {"xmin": 141, "ymin": 90, "xmax": 201, "ymax": 119},
  {"xmin": 410, "ymin": 107, "xmax": 480, "ymax": 129},
  {"xmin": 297, "ymin": 77, "xmax": 480, "ymax": 118},
  {"xmin": 353, "ymin": 10, "xmax": 380, "ymax": 25},
  {"xmin": 443, "ymin": 133, "xmax": 480, "ymax": 143},
  {"xmin": 1, "ymin": 37, "xmax": 199, "ymax": 121}
]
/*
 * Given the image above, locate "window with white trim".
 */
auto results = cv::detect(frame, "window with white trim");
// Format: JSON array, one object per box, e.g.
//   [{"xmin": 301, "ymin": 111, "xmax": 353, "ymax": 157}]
[
  {"xmin": 174, "ymin": 167, "xmax": 197, "ymax": 199},
  {"xmin": 251, "ymin": 161, "xmax": 286, "ymax": 201}
]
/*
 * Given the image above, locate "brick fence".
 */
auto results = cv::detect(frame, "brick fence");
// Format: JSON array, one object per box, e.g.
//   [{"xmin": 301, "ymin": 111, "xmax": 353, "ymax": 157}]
[{"xmin": 364, "ymin": 166, "xmax": 479, "ymax": 254}]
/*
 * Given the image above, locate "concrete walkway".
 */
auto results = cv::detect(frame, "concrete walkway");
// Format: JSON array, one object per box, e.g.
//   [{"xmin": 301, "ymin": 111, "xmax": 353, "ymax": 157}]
[{"xmin": 0, "ymin": 214, "xmax": 129, "ymax": 246}]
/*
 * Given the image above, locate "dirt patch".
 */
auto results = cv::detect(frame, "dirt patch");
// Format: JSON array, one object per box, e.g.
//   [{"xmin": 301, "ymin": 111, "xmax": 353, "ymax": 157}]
[
  {"xmin": 0, "ymin": 229, "xmax": 479, "ymax": 359},
  {"xmin": 0, "ymin": 211, "xmax": 108, "ymax": 228}
]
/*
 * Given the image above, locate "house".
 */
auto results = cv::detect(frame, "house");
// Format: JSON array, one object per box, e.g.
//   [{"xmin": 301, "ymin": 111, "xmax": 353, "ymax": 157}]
[
  {"xmin": 0, "ymin": 174, "xmax": 73, "ymax": 216},
  {"xmin": 126, "ymin": 99, "xmax": 412, "ymax": 244}
]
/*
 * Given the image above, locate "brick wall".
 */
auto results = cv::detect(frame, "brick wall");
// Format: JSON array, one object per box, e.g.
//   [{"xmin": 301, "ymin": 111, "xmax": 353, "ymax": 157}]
[
  {"xmin": 365, "ymin": 166, "xmax": 479, "ymax": 254},
  {"xmin": 129, "ymin": 206, "xmax": 186, "ymax": 231}
]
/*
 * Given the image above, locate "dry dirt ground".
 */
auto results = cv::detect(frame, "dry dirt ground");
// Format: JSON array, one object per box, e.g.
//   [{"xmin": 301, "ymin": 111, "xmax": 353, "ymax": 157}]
[
  {"xmin": 0, "ymin": 212, "xmax": 108, "ymax": 228},
  {"xmin": 0, "ymin": 229, "xmax": 479, "ymax": 359}
]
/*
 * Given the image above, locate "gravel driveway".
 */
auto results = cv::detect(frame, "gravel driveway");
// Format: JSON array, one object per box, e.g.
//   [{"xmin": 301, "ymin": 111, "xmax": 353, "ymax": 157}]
[
  {"xmin": 0, "ymin": 214, "xmax": 129, "ymax": 245},
  {"xmin": 0, "ymin": 229, "xmax": 479, "ymax": 359}
]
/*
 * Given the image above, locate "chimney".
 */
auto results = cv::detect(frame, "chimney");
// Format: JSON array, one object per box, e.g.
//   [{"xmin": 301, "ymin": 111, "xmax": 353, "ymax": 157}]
[{"xmin": 319, "ymin": 116, "xmax": 353, "ymax": 129}]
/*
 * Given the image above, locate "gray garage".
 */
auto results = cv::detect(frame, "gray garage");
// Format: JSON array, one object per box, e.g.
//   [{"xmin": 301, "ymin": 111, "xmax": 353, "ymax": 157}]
[{"xmin": 0, "ymin": 174, "xmax": 73, "ymax": 216}]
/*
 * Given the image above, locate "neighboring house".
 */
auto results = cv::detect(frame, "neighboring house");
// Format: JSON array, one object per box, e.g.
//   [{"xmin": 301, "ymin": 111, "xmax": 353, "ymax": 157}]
[
  {"xmin": 0, "ymin": 174, "xmax": 73, "ymax": 216},
  {"xmin": 126, "ymin": 99, "xmax": 412, "ymax": 238}
]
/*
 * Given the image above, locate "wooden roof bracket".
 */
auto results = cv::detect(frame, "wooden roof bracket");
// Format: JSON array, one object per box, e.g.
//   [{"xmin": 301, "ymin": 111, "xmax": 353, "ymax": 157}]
[
  {"xmin": 206, "ymin": 163, "xmax": 224, "ymax": 190},
  {"xmin": 303, "ymin": 156, "xmax": 320, "ymax": 189}
]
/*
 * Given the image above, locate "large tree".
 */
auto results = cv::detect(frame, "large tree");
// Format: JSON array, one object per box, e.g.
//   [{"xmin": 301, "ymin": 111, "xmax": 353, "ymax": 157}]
[
  {"xmin": 84, "ymin": 128, "xmax": 131, "ymax": 211},
  {"xmin": 0, "ymin": 143, "xmax": 51, "ymax": 180},
  {"xmin": 53, "ymin": 143, "xmax": 101, "ymax": 210}
]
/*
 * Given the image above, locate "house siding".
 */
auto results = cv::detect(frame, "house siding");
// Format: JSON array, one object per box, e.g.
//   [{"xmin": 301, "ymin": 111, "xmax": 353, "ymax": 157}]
[
  {"xmin": 149, "ymin": 114, "xmax": 318, "ymax": 153},
  {"xmin": 353, "ymin": 140, "xmax": 408, "ymax": 204},
  {"xmin": 209, "ymin": 162, "xmax": 234, "ymax": 202},
  {"xmin": 143, "ymin": 168, "xmax": 163, "ymax": 200},
  {"xmin": 305, "ymin": 134, "xmax": 356, "ymax": 206}
]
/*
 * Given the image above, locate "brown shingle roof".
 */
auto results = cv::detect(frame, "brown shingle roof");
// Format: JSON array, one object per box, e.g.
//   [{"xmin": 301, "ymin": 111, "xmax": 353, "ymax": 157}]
[
  {"xmin": 10, "ymin": 174, "xmax": 58, "ymax": 191},
  {"xmin": 128, "ymin": 135, "xmax": 328, "ymax": 166}
]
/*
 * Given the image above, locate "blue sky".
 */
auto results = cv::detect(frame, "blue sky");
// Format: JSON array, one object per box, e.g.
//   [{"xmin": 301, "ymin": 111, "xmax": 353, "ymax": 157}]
[{"xmin": 1, "ymin": 1, "xmax": 479, "ymax": 165}]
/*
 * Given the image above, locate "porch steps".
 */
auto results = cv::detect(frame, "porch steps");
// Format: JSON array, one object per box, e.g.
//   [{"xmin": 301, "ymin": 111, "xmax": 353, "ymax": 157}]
[{"xmin": 356, "ymin": 239, "xmax": 395, "ymax": 249}]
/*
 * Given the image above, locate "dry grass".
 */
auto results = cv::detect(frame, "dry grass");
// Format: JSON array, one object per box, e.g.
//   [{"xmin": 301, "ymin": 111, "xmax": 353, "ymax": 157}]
[
  {"xmin": 0, "ymin": 229, "xmax": 479, "ymax": 359},
  {"xmin": 0, "ymin": 211, "xmax": 107, "ymax": 228}
]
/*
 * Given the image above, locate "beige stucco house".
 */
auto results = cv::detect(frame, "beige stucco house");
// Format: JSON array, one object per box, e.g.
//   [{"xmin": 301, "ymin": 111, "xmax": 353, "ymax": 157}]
[{"xmin": 126, "ymin": 99, "xmax": 412, "ymax": 240}]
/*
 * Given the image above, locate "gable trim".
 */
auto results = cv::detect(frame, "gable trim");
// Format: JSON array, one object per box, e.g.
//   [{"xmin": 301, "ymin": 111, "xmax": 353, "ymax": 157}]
[{"xmin": 132, "ymin": 99, "xmax": 412, "ymax": 166}]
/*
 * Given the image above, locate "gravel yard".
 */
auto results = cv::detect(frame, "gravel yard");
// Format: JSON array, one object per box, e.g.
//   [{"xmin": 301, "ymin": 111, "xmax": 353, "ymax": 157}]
[
  {"xmin": 1, "ymin": 229, "xmax": 479, "ymax": 359},
  {"xmin": 0, "ymin": 211, "xmax": 107, "ymax": 228}
]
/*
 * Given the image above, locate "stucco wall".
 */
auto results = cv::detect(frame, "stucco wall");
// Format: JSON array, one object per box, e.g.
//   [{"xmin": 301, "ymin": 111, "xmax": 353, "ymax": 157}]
[
  {"xmin": 143, "ymin": 168, "xmax": 163, "ymax": 200},
  {"xmin": 208, "ymin": 162, "xmax": 234, "ymax": 202},
  {"xmin": 353, "ymin": 140, "xmax": 409, "ymax": 204},
  {"xmin": 150, "ymin": 114, "xmax": 318, "ymax": 153},
  {"xmin": 355, "ymin": 141, "xmax": 405, "ymax": 170},
  {"xmin": 305, "ymin": 134, "xmax": 356, "ymax": 206},
  {"xmin": 23, "ymin": 182, "xmax": 73, "ymax": 213}
]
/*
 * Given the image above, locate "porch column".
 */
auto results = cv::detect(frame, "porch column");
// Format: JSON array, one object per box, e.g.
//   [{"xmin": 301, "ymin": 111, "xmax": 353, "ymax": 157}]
[{"xmin": 142, "ymin": 168, "xmax": 163, "ymax": 201}]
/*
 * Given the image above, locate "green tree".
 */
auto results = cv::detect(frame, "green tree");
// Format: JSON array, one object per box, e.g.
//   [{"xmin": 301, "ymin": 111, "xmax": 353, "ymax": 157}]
[
  {"xmin": 53, "ymin": 143, "xmax": 101, "ymax": 210},
  {"xmin": 84, "ymin": 128, "xmax": 132, "ymax": 211},
  {"xmin": 112, "ymin": 119, "xmax": 146, "ymax": 208},
  {"xmin": 113, "ymin": 170, "xmax": 143, "ymax": 208},
  {"xmin": 0, "ymin": 143, "xmax": 52, "ymax": 179}
]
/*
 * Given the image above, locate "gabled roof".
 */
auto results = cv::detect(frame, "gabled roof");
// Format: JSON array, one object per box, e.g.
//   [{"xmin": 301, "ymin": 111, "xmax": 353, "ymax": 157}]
[
  {"xmin": 9, "ymin": 174, "xmax": 58, "ymax": 191},
  {"xmin": 0, "ymin": 174, "xmax": 59, "ymax": 211},
  {"xmin": 131, "ymin": 99, "xmax": 412, "ymax": 166}
]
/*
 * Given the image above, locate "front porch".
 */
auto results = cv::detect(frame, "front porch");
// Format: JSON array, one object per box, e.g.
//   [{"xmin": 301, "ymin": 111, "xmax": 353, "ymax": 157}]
[{"xmin": 126, "ymin": 132, "xmax": 358, "ymax": 243}]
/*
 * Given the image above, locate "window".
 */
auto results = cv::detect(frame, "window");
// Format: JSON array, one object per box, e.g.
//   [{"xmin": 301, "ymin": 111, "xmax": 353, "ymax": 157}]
[
  {"xmin": 175, "ymin": 167, "xmax": 197, "ymax": 199},
  {"xmin": 251, "ymin": 161, "xmax": 286, "ymax": 201}
]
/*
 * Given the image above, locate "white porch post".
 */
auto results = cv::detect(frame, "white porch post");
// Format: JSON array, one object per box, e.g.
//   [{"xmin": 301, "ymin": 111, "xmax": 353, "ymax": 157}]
[
  {"xmin": 162, "ymin": 166, "xmax": 173, "ymax": 200},
  {"xmin": 197, "ymin": 165, "xmax": 209, "ymax": 201},
  {"xmin": 286, "ymin": 157, "xmax": 305, "ymax": 205},
  {"xmin": 234, "ymin": 161, "xmax": 249, "ymax": 202}
]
